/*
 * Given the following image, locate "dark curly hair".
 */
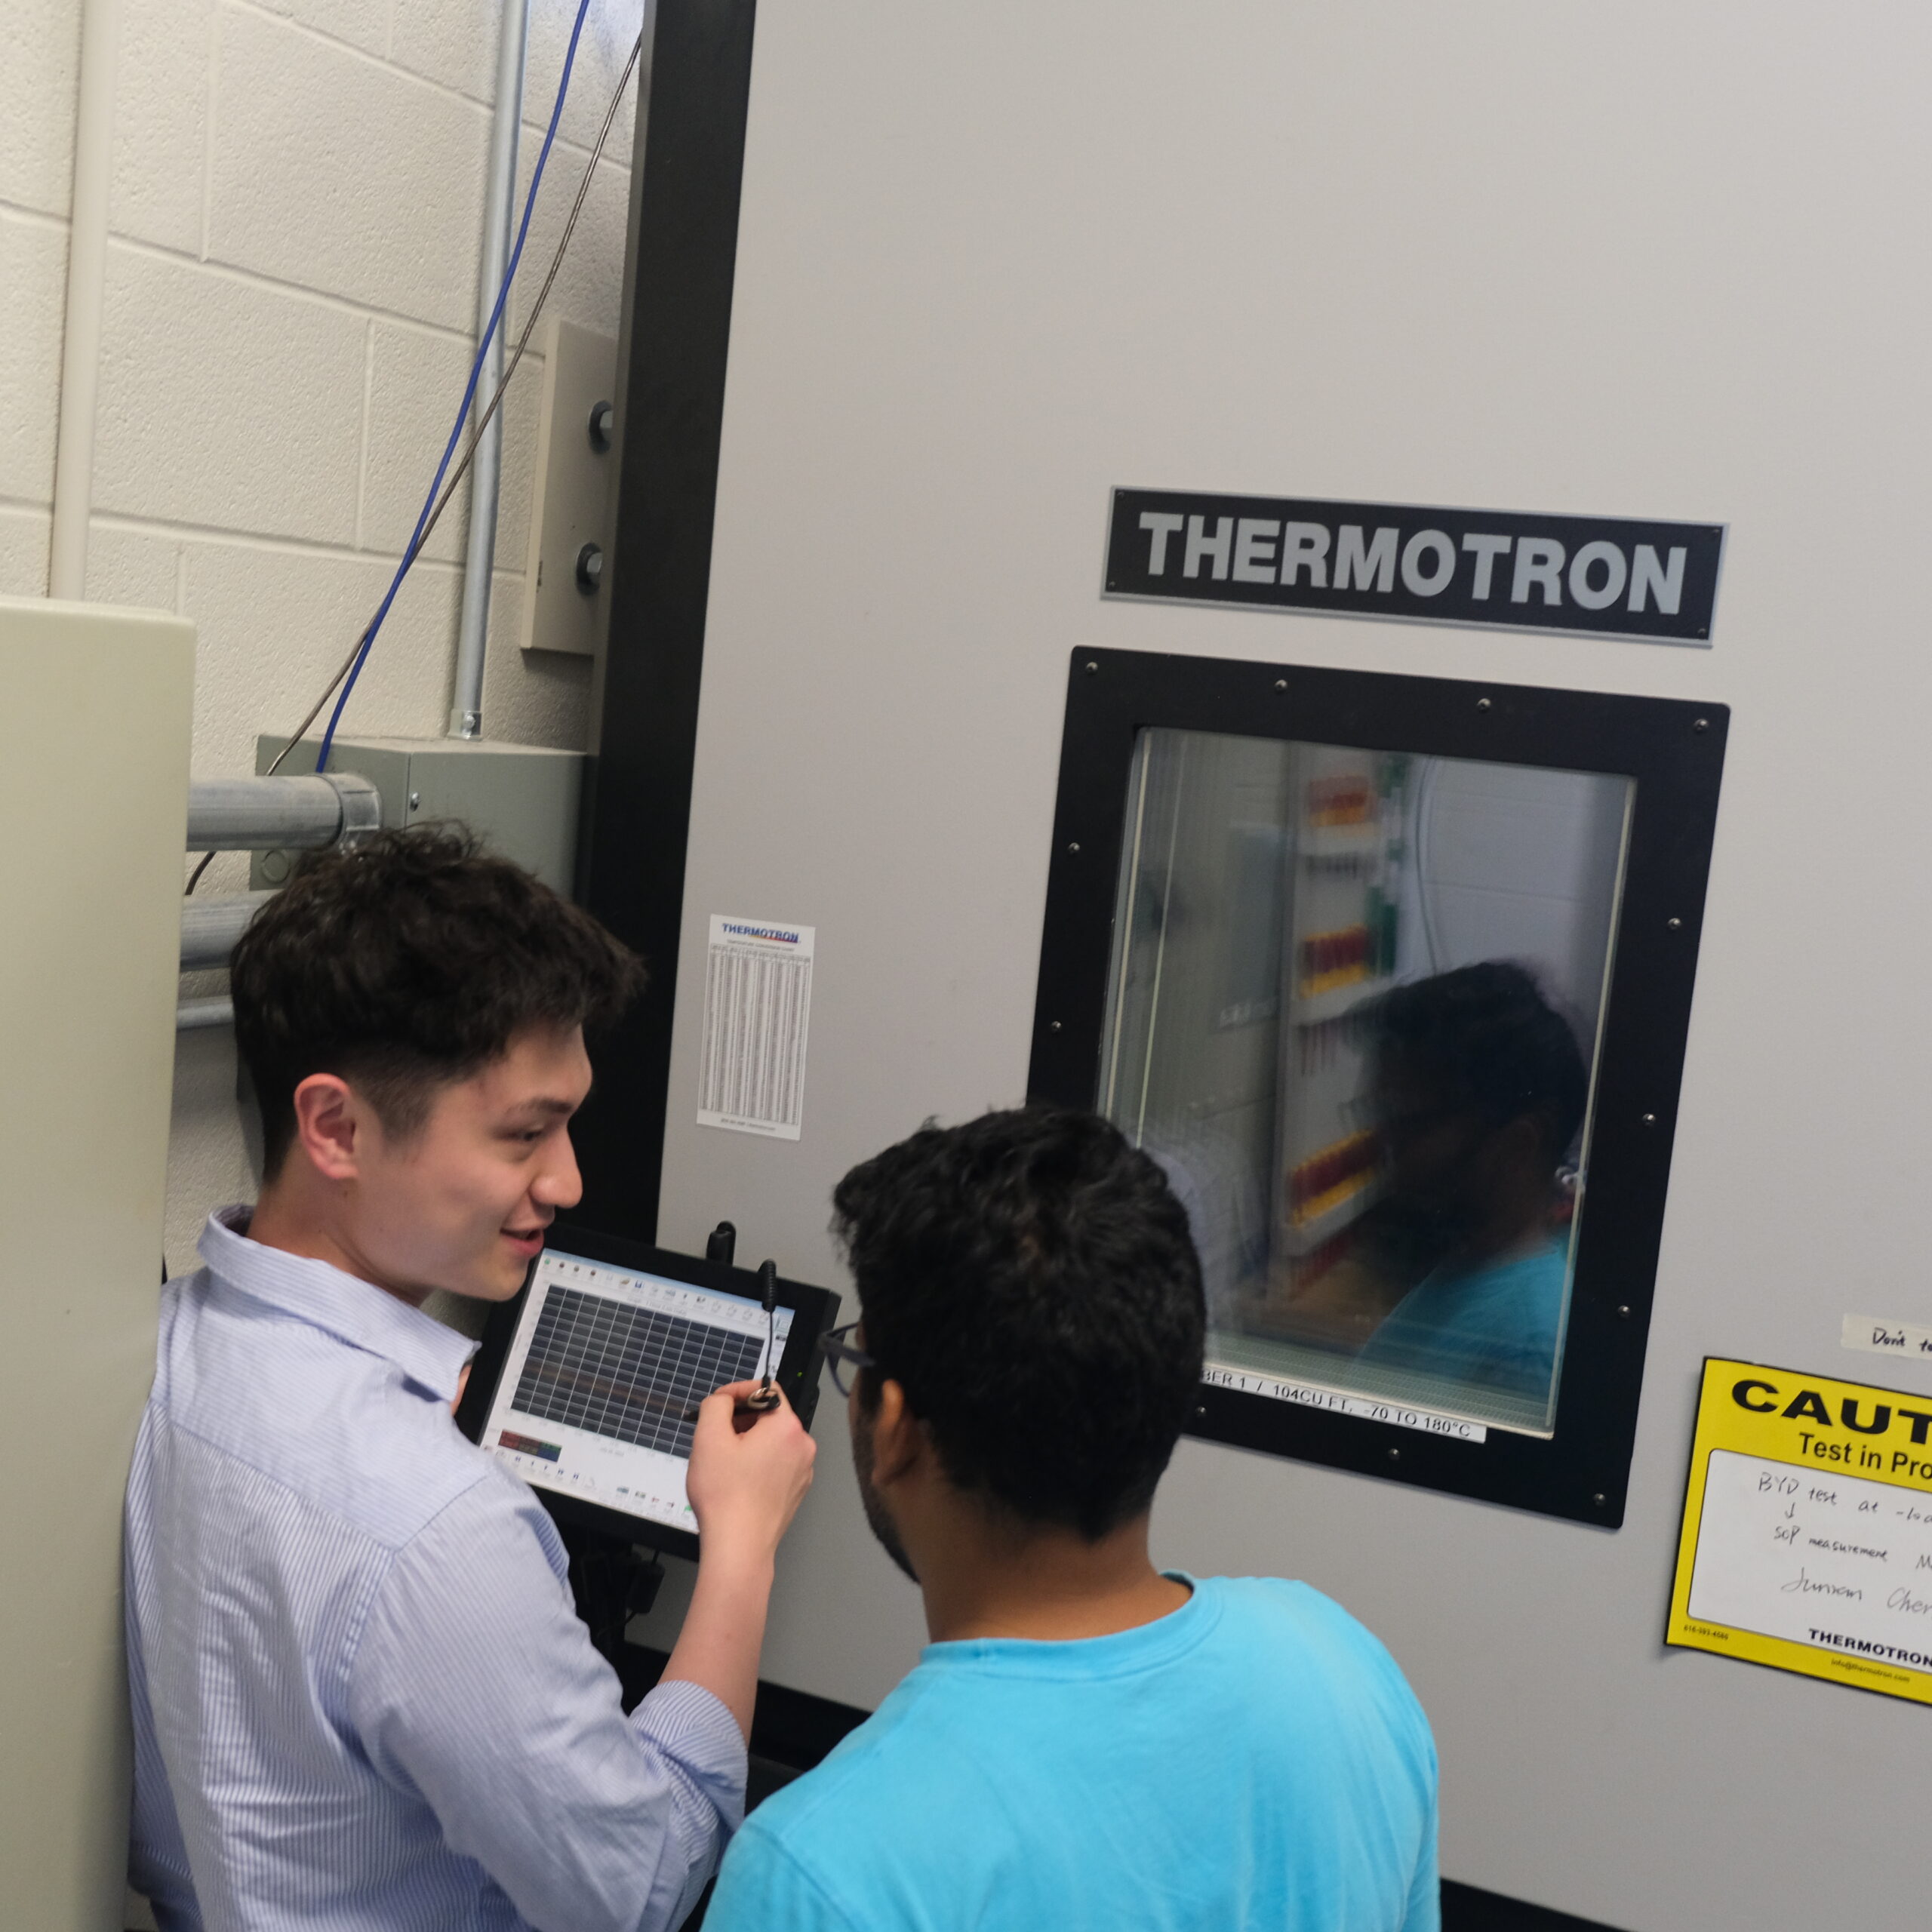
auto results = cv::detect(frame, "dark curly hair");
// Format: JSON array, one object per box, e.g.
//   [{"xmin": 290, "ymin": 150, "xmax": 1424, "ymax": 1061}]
[
  {"xmin": 1371, "ymin": 960, "xmax": 1589, "ymax": 1160},
  {"xmin": 831, "ymin": 1106, "xmax": 1205, "ymax": 1540},
  {"xmin": 230, "ymin": 826, "xmax": 644, "ymax": 1178}
]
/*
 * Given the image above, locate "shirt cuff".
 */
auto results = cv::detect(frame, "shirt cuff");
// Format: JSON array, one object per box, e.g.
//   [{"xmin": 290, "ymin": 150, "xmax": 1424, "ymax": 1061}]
[{"xmin": 635, "ymin": 1677, "xmax": 749, "ymax": 1835}]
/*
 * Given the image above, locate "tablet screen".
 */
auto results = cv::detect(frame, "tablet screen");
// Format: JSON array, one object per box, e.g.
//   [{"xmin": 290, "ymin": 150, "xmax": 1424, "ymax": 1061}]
[{"xmin": 480, "ymin": 1247, "xmax": 796, "ymax": 1534}]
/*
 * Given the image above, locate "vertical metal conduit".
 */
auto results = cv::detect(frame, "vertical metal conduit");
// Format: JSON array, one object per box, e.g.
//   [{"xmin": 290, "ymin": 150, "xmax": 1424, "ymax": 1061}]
[{"xmin": 450, "ymin": 0, "xmax": 534, "ymax": 739}]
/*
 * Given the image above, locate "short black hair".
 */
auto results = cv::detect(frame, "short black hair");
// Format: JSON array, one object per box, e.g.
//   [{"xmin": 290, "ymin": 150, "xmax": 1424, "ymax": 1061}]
[
  {"xmin": 1371, "ymin": 961, "xmax": 1589, "ymax": 1159},
  {"xmin": 830, "ymin": 1106, "xmax": 1205, "ymax": 1540},
  {"xmin": 231, "ymin": 826, "xmax": 644, "ymax": 1177}
]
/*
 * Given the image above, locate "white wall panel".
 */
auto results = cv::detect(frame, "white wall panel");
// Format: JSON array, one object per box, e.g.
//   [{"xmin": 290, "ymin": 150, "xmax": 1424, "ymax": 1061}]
[{"xmin": 0, "ymin": 597, "xmax": 193, "ymax": 1930}]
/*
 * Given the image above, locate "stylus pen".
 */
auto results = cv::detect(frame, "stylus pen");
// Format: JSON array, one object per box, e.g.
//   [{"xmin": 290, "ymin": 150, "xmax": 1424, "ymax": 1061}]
[
  {"xmin": 681, "ymin": 1262, "xmax": 783, "ymax": 1421},
  {"xmin": 742, "ymin": 1261, "xmax": 782, "ymax": 1411}
]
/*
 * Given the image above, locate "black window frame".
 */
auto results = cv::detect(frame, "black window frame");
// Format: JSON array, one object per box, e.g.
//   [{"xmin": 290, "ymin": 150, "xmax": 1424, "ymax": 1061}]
[{"xmin": 1026, "ymin": 646, "xmax": 1727, "ymax": 1527}]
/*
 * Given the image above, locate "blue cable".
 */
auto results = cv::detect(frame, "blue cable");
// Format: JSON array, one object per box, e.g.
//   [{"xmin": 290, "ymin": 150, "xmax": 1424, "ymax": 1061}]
[{"xmin": 317, "ymin": 0, "xmax": 595, "ymax": 774}]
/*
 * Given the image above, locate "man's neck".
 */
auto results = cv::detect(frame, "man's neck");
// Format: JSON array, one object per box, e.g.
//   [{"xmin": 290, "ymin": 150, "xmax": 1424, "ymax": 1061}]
[
  {"xmin": 246, "ymin": 1185, "xmax": 429, "ymax": 1308},
  {"xmin": 914, "ymin": 1508, "xmax": 1189, "ymax": 1645}
]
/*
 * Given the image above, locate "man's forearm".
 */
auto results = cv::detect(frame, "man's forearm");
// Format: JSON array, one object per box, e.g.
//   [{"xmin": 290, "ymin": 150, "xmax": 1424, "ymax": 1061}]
[{"xmin": 658, "ymin": 1546, "xmax": 776, "ymax": 1740}]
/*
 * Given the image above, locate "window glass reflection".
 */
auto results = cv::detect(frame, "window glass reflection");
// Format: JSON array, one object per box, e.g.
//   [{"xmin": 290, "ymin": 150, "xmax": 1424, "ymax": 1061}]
[{"xmin": 1102, "ymin": 728, "xmax": 1630, "ymax": 1435}]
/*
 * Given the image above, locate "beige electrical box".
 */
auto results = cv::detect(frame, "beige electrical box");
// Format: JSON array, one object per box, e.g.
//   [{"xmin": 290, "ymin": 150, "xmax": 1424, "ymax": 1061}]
[{"xmin": 0, "ymin": 598, "xmax": 194, "ymax": 1927}]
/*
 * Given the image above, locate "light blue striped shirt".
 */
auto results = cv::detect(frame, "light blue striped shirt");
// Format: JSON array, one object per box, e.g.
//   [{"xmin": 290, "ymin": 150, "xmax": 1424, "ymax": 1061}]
[{"xmin": 127, "ymin": 1208, "xmax": 744, "ymax": 1932}]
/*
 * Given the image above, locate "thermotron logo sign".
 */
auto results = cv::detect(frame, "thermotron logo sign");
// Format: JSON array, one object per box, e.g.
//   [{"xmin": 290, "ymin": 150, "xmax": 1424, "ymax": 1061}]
[
  {"xmin": 1104, "ymin": 488, "xmax": 1724, "ymax": 645},
  {"xmin": 718, "ymin": 922, "xmax": 801, "ymax": 945}
]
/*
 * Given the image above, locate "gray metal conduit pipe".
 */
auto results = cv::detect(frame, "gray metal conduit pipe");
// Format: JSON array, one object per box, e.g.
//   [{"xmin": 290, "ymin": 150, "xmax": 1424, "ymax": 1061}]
[
  {"xmin": 449, "ymin": 0, "xmax": 532, "ymax": 740},
  {"xmin": 176, "ymin": 771, "xmax": 380, "ymax": 1029},
  {"xmin": 186, "ymin": 771, "xmax": 380, "ymax": 852},
  {"xmin": 180, "ymin": 891, "xmax": 276, "ymax": 974},
  {"xmin": 176, "ymin": 996, "xmax": 241, "ymax": 1032}
]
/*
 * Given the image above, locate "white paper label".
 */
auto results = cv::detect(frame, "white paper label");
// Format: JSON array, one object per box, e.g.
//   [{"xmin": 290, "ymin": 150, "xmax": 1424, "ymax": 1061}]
[
  {"xmin": 1842, "ymin": 1313, "xmax": 1932, "ymax": 1361},
  {"xmin": 1687, "ymin": 1449, "xmax": 1932, "ymax": 1666},
  {"xmin": 697, "ymin": 916, "xmax": 814, "ymax": 1140},
  {"xmin": 1200, "ymin": 1365, "xmax": 1487, "ymax": 1441}
]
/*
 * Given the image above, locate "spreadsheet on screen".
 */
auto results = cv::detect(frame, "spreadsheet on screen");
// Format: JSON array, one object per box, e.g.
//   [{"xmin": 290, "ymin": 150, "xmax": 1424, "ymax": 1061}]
[{"xmin": 480, "ymin": 1250, "xmax": 795, "ymax": 1533}]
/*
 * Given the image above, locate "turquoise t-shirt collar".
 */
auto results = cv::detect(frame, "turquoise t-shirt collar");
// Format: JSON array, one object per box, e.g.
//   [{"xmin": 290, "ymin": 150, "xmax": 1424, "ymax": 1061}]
[{"xmin": 915, "ymin": 1572, "xmax": 1217, "ymax": 1678}]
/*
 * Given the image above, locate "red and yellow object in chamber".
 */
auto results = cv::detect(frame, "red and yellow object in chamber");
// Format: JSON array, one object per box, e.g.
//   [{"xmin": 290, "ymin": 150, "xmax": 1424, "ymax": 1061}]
[
  {"xmin": 1299, "ymin": 923, "xmax": 1372, "ymax": 996},
  {"xmin": 1287, "ymin": 1130, "xmax": 1377, "ymax": 1227},
  {"xmin": 1306, "ymin": 774, "xmax": 1374, "ymax": 828}
]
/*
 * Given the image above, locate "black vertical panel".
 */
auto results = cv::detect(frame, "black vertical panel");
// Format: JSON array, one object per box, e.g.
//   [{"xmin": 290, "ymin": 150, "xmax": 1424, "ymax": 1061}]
[
  {"xmin": 1441, "ymin": 1880, "xmax": 1626, "ymax": 1932},
  {"xmin": 574, "ymin": 0, "xmax": 758, "ymax": 1244}
]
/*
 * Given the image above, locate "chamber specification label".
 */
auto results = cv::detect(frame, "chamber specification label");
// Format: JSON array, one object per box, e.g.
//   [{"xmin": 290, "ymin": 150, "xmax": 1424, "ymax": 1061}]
[
  {"xmin": 1669, "ymin": 1357, "xmax": 1932, "ymax": 1704},
  {"xmin": 697, "ymin": 916, "xmax": 814, "ymax": 1140},
  {"xmin": 1201, "ymin": 1364, "xmax": 1487, "ymax": 1441}
]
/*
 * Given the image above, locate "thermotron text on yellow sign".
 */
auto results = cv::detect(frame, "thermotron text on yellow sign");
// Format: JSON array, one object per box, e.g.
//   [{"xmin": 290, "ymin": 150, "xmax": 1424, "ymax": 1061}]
[{"xmin": 1668, "ymin": 1357, "xmax": 1932, "ymax": 1704}]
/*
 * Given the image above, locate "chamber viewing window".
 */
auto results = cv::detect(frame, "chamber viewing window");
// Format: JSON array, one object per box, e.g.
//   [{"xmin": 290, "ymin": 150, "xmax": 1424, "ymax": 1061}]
[
  {"xmin": 1030, "ymin": 652, "xmax": 1725, "ymax": 1522},
  {"xmin": 1104, "ymin": 729, "xmax": 1628, "ymax": 1438}
]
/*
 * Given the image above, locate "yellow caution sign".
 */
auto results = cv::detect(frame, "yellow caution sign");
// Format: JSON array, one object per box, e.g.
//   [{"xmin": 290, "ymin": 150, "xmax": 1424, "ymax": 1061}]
[{"xmin": 1669, "ymin": 1357, "xmax": 1932, "ymax": 1703}]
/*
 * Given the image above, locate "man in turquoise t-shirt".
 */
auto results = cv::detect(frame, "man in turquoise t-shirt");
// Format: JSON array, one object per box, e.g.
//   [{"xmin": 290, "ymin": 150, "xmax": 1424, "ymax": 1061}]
[
  {"xmin": 706, "ymin": 1106, "xmax": 1438, "ymax": 1932},
  {"xmin": 1353, "ymin": 961, "xmax": 1590, "ymax": 1411}
]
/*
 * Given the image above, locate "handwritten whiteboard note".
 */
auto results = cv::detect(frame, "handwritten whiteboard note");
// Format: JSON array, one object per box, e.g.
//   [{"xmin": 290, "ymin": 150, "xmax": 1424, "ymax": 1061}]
[{"xmin": 1669, "ymin": 1358, "xmax": 1932, "ymax": 1703}]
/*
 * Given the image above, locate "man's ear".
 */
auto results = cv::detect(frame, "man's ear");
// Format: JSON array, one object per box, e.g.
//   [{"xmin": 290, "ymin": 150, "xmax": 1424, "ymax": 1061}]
[
  {"xmin": 867, "ymin": 1378, "xmax": 927, "ymax": 1488},
  {"xmin": 289, "ymin": 1073, "xmax": 364, "ymax": 1185}
]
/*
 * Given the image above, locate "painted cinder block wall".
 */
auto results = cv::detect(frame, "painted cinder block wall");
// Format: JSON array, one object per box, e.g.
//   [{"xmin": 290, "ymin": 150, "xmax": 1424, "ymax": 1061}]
[{"xmin": 3, "ymin": 0, "xmax": 643, "ymax": 1271}]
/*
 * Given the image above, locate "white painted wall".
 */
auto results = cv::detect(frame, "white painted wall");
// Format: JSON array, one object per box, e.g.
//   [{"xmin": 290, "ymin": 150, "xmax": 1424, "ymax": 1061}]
[{"xmin": 2, "ymin": 0, "xmax": 644, "ymax": 1272}]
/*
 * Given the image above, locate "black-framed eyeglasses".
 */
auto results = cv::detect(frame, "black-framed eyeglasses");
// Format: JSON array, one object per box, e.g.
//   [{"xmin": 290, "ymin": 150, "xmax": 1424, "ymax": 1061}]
[{"xmin": 817, "ymin": 1321, "xmax": 874, "ymax": 1398}]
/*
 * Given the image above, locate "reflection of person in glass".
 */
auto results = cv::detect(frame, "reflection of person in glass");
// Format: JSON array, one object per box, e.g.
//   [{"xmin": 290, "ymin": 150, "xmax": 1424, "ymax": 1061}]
[{"xmin": 1353, "ymin": 962, "xmax": 1587, "ymax": 1401}]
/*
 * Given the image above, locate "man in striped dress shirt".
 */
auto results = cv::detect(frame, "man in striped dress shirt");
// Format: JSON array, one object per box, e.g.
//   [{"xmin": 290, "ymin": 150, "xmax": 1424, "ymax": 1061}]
[{"xmin": 127, "ymin": 828, "xmax": 817, "ymax": 1930}]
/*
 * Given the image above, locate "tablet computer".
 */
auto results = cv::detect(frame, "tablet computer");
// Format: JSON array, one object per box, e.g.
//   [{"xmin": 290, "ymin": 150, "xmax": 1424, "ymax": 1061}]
[{"xmin": 456, "ymin": 1220, "xmax": 841, "ymax": 1559}]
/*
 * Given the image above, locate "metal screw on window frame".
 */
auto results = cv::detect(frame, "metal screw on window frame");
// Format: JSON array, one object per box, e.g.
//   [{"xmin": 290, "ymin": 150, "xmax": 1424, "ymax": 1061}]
[
  {"xmin": 576, "ymin": 543, "xmax": 605, "ymax": 594},
  {"xmin": 588, "ymin": 400, "xmax": 614, "ymax": 451}
]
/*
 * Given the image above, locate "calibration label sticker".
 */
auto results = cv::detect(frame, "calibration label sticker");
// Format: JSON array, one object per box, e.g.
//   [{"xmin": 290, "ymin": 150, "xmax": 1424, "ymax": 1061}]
[
  {"xmin": 1201, "ymin": 1365, "xmax": 1487, "ymax": 1442},
  {"xmin": 697, "ymin": 916, "xmax": 815, "ymax": 1140},
  {"xmin": 1103, "ymin": 488, "xmax": 1724, "ymax": 644},
  {"xmin": 1667, "ymin": 1357, "xmax": 1932, "ymax": 1705}
]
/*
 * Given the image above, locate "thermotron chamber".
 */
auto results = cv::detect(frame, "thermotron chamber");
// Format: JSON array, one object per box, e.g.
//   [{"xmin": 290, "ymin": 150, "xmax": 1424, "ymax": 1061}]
[{"xmin": 565, "ymin": 5, "xmax": 1932, "ymax": 1928}]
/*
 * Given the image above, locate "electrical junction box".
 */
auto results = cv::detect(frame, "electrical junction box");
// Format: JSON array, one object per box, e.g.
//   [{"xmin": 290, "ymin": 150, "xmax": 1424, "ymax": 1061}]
[
  {"xmin": 521, "ymin": 317, "xmax": 618, "ymax": 658},
  {"xmin": 252, "ymin": 736, "xmax": 584, "ymax": 894}
]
